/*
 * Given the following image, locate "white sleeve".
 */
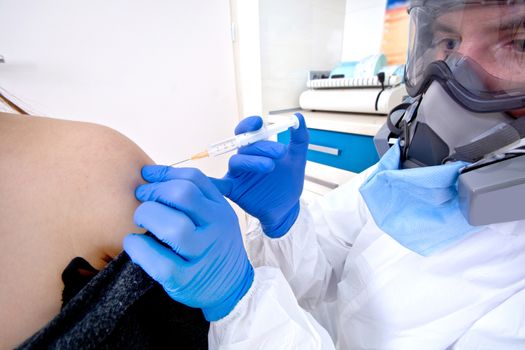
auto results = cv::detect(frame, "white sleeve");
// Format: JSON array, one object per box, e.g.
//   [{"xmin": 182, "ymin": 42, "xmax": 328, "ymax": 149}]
[
  {"xmin": 208, "ymin": 266, "xmax": 335, "ymax": 350},
  {"xmin": 245, "ymin": 166, "xmax": 376, "ymax": 310}
]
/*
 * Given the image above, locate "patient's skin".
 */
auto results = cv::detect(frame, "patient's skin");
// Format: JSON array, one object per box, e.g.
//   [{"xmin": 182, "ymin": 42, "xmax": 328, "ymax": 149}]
[{"xmin": 0, "ymin": 112, "xmax": 152, "ymax": 348}]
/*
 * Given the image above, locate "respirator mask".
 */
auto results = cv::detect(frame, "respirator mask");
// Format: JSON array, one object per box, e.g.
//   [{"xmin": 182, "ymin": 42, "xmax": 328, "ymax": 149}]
[{"xmin": 375, "ymin": 0, "xmax": 525, "ymax": 225}]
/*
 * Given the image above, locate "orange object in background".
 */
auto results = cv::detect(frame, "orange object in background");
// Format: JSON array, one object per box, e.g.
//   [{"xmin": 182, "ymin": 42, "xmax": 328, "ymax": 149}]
[{"xmin": 381, "ymin": 1, "xmax": 410, "ymax": 66}]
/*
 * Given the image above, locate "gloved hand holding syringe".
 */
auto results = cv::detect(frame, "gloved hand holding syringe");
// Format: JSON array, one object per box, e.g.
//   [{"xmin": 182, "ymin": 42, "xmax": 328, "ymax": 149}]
[
  {"xmin": 170, "ymin": 114, "xmax": 300, "ymax": 166},
  {"xmin": 125, "ymin": 112, "xmax": 308, "ymax": 323}
]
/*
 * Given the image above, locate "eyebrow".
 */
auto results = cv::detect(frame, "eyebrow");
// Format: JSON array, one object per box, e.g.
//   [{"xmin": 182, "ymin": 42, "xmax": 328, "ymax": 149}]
[
  {"xmin": 498, "ymin": 16, "xmax": 525, "ymax": 32},
  {"xmin": 433, "ymin": 15, "xmax": 525, "ymax": 35},
  {"xmin": 433, "ymin": 21, "xmax": 457, "ymax": 34}
]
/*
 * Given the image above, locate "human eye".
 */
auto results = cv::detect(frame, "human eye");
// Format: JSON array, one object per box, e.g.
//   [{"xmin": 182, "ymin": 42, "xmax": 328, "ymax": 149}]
[
  {"xmin": 431, "ymin": 32, "xmax": 461, "ymax": 50},
  {"xmin": 431, "ymin": 34, "xmax": 461, "ymax": 59},
  {"xmin": 500, "ymin": 17, "xmax": 525, "ymax": 55},
  {"xmin": 511, "ymin": 38, "xmax": 525, "ymax": 53},
  {"xmin": 492, "ymin": 32, "xmax": 525, "ymax": 79},
  {"xmin": 442, "ymin": 38, "xmax": 461, "ymax": 51},
  {"xmin": 498, "ymin": 33, "xmax": 525, "ymax": 65}
]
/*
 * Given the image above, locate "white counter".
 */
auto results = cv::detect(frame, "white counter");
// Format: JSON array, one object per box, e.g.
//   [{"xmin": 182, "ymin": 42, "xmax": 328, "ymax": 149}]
[{"xmin": 268, "ymin": 110, "xmax": 386, "ymax": 136}]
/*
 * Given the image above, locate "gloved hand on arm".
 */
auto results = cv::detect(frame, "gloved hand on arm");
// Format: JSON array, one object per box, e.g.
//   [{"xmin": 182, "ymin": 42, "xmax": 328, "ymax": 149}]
[
  {"xmin": 210, "ymin": 112, "xmax": 309, "ymax": 238},
  {"xmin": 124, "ymin": 166, "xmax": 254, "ymax": 321}
]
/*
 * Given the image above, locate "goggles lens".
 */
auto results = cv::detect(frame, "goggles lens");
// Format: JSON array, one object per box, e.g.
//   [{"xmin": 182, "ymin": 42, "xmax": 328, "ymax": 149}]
[{"xmin": 406, "ymin": 2, "xmax": 525, "ymax": 111}]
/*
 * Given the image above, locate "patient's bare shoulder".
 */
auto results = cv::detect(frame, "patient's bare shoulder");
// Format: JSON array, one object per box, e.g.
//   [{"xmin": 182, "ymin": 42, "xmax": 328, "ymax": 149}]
[{"xmin": 0, "ymin": 112, "xmax": 152, "ymax": 348}]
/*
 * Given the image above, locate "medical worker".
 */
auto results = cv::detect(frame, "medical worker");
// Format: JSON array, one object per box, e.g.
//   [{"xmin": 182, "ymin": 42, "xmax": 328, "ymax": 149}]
[{"xmin": 124, "ymin": 1, "xmax": 525, "ymax": 348}]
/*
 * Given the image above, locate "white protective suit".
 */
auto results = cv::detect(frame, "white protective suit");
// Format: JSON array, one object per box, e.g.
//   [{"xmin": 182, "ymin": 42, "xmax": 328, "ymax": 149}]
[{"xmin": 209, "ymin": 165, "xmax": 525, "ymax": 349}]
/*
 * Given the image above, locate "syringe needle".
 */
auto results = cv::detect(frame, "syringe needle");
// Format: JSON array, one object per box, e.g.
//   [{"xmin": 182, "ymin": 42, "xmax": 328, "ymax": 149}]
[
  {"xmin": 169, "ymin": 151, "xmax": 210, "ymax": 167},
  {"xmin": 170, "ymin": 158, "xmax": 191, "ymax": 167}
]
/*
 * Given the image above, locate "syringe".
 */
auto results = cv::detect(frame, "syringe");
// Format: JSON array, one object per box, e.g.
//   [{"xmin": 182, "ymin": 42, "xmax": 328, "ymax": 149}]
[{"xmin": 170, "ymin": 114, "xmax": 300, "ymax": 166}]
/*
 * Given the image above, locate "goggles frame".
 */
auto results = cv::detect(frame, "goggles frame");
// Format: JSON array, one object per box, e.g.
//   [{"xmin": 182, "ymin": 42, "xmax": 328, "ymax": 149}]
[{"xmin": 405, "ymin": 1, "xmax": 525, "ymax": 112}]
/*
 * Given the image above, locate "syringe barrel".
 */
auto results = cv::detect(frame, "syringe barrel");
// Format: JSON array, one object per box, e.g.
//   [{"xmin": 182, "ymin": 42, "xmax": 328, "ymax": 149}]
[
  {"xmin": 206, "ymin": 114, "xmax": 300, "ymax": 157},
  {"xmin": 236, "ymin": 115, "xmax": 300, "ymax": 147},
  {"xmin": 207, "ymin": 136, "xmax": 241, "ymax": 157}
]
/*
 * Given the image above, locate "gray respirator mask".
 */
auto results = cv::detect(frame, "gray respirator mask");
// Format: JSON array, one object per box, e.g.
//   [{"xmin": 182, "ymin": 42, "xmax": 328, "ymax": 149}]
[{"xmin": 375, "ymin": 1, "xmax": 525, "ymax": 226}]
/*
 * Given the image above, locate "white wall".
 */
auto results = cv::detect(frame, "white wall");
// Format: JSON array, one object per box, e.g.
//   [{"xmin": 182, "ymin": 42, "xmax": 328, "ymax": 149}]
[
  {"xmin": 230, "ymin": 0, "xmax": 263, "ymax": 118},
  {"xmin": 233, "ymin": 0, "xmax": 391, "ymax": 116},
  {"xmin": 342, "ymin": 0, "xmax": 387, "ymax": 61},
  {"xmin": 0, "ymin": 0, "xmax": 239, "ymax": 176},
  {"xmin": 258, "ymin": 0, "xmax": 346, "ymax": 115}
]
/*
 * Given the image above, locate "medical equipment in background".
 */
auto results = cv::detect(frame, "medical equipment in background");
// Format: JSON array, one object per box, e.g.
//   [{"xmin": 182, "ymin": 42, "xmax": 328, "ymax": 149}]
[
  {"xmin": 299, "ymin": 55, "xmax": 407, "ymax": 115},
  {"xmin": 170, "ymin": 114, "xmax": 300, "ymax": 166},
  {"xmin": 279, "ymin": 55, "xmax": 406, "ymax": 200}
]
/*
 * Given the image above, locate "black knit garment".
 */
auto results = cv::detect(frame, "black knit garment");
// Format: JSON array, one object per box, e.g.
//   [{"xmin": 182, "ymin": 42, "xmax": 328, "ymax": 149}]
[{"xmin": 16, "ymin": 252, "xmax": 209, "ymax": 349}]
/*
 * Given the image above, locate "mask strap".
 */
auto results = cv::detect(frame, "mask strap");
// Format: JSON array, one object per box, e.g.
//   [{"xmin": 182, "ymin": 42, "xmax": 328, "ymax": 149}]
[
  {"xmin": 399, "ymin": 99, "xmax": 421, "ymax": 160},
  {"xmin": 386, "ymin": 102, "xmax": 411, "ymax": 135}
]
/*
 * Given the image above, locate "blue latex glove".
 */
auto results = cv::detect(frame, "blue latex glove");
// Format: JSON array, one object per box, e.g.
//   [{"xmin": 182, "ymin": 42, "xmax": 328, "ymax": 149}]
[
  {"xmin": 210, "ymin": 113, "xmax": 309, "ymax": 238},
  {"xmin": 124, "ymin": 166, "xmax": 254, "ymax": 322}
]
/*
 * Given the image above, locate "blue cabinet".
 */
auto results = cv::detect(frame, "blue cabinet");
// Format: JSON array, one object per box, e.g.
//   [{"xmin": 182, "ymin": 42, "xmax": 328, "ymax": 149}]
[{"xmin": 278, "ymin": 127, "xmax": 379, "ymax": 173}]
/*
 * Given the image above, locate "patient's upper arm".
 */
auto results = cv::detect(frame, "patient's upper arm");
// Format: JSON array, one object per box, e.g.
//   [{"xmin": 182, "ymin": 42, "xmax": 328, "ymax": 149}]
[{"xmin": 0, "ymin": 114, "xmax": 153, "ymax": 348}]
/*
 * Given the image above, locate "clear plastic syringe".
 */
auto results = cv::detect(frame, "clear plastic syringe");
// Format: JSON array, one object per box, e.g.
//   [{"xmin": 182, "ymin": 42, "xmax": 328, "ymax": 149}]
[{"xmin": 170, "ymin": 114, "xmax": 300, "ymax": 166}]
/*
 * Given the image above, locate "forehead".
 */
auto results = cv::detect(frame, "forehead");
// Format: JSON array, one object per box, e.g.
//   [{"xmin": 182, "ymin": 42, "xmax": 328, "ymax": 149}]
[{"xmin": 434, "ymin": 4, "xmax": 525, "ymax": 31}]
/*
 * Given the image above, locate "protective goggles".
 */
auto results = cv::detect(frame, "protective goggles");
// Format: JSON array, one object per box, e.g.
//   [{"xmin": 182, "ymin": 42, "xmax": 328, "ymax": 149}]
[{"xmin": 405, "ymin": 0, "xmax": 525, "ymax": 112}]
